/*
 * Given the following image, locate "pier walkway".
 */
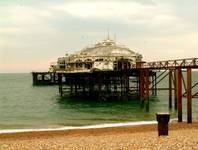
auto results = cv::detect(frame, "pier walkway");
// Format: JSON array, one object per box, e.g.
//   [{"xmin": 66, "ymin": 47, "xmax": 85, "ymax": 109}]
[{"xmin": 140, "ymin": 58, "xmax": 198, "ymax": 69}]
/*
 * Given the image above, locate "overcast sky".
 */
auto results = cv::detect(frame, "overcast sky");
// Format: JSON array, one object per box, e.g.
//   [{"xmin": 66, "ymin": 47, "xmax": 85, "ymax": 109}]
[{"xmin": 1, "ymin": 0, "xmax": 198, "ymax": 73}]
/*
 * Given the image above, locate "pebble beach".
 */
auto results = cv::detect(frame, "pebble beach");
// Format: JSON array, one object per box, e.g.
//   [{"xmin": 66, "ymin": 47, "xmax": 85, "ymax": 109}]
[{"xmin": 1, "ymin": 122, "xmax": 198, "ymax": 150}]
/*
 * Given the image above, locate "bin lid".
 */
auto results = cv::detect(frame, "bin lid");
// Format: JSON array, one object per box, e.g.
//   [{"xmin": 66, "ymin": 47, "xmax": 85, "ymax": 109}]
[{"xmin": 156, "ymin": 112, "xmax": 170, "ymax": 116}]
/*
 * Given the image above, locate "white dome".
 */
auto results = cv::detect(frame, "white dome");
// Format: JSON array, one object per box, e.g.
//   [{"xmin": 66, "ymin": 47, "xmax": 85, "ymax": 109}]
[
  {"xmin": 68, "ymin": 39, "xmax": 141, "ymax": 62},
  {"xmin": 55, "ymin": 38, "xmax": 143, "ymax": 72}
]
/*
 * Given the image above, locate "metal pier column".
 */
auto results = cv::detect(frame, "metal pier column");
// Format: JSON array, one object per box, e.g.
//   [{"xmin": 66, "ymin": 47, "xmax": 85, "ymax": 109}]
[
  {"xmin": 177, "ymin": 68, "xmax": 182, "ymax": 122},
  {"xmin": 187, "ymin": 67, "xmax": 192, "ymax": 123},
  {"xmin": 169, "ymin": 70, "xmax": 172, "ymax": 109}
]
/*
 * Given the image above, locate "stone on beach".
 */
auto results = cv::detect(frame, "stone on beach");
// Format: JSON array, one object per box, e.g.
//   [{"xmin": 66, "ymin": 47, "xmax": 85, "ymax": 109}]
[{"xmin": 1, "ymin": 123, "xmax": 198, "ymax": 150}]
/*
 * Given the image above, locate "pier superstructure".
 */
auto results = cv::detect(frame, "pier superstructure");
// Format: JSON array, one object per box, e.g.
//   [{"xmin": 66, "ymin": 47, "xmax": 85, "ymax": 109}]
[{"xmin": 50, "ymin": 38, "xmax": 142, "ymax": 72}]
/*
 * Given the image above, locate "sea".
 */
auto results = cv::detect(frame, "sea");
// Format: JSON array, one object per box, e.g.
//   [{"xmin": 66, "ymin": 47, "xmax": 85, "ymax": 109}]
[{"xmin": 0, "ymin": 72, "xmax": 198, "ymax": 131}]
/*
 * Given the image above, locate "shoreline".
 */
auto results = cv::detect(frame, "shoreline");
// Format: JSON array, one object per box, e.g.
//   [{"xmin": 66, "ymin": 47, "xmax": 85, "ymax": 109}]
[
  {"xmin": 0, "ymin": 118, "xmax": 179, "ymax": 134},
  {"xmin": 0, "ymin": 118, "xmax": 181, "ymax": 135},
  {"xmin": 0, "ymin": 120, "xmax": 158, "ymax": 134}
]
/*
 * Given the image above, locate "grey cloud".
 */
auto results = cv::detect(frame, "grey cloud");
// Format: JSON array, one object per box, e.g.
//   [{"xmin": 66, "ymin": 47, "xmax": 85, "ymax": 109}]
[{"xmin": 1, "ymin": 0, "xmax": 198, "ymax": 72}]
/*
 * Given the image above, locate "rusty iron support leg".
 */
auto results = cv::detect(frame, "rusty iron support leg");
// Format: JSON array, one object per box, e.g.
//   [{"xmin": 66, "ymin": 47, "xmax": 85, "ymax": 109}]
[
  {"xmin": 136, "ymin": 76, "xmax": 139, "ymax": 94},
  {"xmin": 139, "ymin": 70, "xmax": 145, "ymax": 101},
  {"xmin": 122, "ymin": 72, "xmax": 129, "ymax": 100},
  {"xmin": 50, "ymin": 73, "xmax": 52, "ymax": 83},
  {"xmin": 53, "ymin": 73, "xmax": 56, "ymax": 83},
  {"xmin": 154, "ymin": 74, "xmax": 157, "ymax": 95},
  {"xmin": 151, "ymin": 75, "xmax": 154, "ymax": 95},
  {"xmin": 146, "ymin": 69, "xmax": 150, "ymax": 111},
  {"xmin": 126, "ymin": 73, "xmax": 129, "ymax": 94},
  {"xmin": 98, "ymin": 74, "xmax": 102, "ymax": 94},
  {"xmin": 177, "ymin": 68, "xmax": 182, "ymax": 122},
  {"xmin": 75, "ymin": 78, "xmax": 77, "ymax": 97},
  {"xmin": 187, "ymin": 68, "xmax": 192, "ymax": 123},
  {"xmin": 174, "ymin": 69, "xmax": 178, "ymax": 110},
  {"xmin": 70, "ymin": 78, "xmax": 73, "ymax": 94},
  {"xmin": 58, "ymin": 74, "xmax": 63, "ymax": 97},
  {"xmin": 32, "ymin": 73, "xmax": 38, "ymax": 85},
  {"xmin": 143, "ymin": 73, "xmax": 145, "ymax": 99},
  {"xmin": 42, "ymin": 74, "xmax": 45, "ymax": 83},
  {"xmin": 83, "ymin": 83, "xmax": 85, "ymax": 93},
  {"xmin": 169, "ymin": 70, "xmax": 172, "ymax": 109},
  {"xmin": 138, "ymin": 73, "xmax": 141, "ymax": 94},
  {"xmin": 182, "ymin": 73, "xmax": 187, "ymax": 93},
  {"xmin": 120, "ymin": 75, "xmax": 123, "ymax": 97}
]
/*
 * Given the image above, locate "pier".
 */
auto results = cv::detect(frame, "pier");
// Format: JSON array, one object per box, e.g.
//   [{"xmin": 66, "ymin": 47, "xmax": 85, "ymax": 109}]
[
  {"xmin": 32, "ymin": 37, "xmax": 198, "ymax": 124},
  {"xmin": 32, "ymin": 57, "xmax": 198, "ymax": 123},
  {"xmin": 55, "ymin": 57, "xmax": 198, "ymax": 123}
]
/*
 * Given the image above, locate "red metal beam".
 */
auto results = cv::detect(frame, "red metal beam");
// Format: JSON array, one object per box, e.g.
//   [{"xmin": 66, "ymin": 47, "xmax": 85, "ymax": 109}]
[
  {"xmin": 187, "ymin": 68, "xmax": 192, "ymax": 123},
  {"xmin": 146, "ymin": 69, "xmax": 150, "ymax": 98},
  {"xmin": 174, "ymin": 70, "xmax": 178, "ymax": 110},
  {"xmin": 177, "ymin": 68, "xmax": 182, "ymax": 122},
  {"xmin": 139, "ymin": 70, "xmax": 145, "ymax": 100},
  {"xmin": 169, "ymin": 70, "xmax": 172, "ymax": 108}
]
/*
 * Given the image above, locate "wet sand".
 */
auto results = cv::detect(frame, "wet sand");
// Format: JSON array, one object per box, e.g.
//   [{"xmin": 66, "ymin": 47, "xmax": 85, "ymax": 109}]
[{"xmin": 1, "ymin": 122, "xmax": 198, "ymax": 150}]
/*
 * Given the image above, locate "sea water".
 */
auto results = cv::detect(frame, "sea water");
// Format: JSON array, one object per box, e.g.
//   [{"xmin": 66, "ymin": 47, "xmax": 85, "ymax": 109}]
[{"xmin": 0, "ymin": 72, "xmax": 198, "ymax": 130}]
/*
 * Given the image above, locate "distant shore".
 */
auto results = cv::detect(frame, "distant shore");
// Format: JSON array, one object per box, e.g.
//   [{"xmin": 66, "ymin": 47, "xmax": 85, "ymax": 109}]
[{"xmin": 1, "ymin": 122, "xmax": 198, "ymax": 149}]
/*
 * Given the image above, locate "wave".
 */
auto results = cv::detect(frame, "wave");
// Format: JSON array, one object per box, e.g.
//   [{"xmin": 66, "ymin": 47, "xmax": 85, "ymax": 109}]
[
  {"xmin": 0, "ymin": 118, "xmax": 178, "ymax": 134},
  {"xmin": 0, "ymin": 121, "xmax": 156, "ymax": 134}
]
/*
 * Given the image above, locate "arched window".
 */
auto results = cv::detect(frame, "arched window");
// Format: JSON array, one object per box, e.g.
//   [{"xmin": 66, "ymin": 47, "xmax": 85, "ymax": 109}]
[
  {"xmin": 85, "ymin": 59, "xmax": 93, "ymax": 69},
  {"xmin": 75, "ymin": 59, "xmax": 83, "ymax": 68}
]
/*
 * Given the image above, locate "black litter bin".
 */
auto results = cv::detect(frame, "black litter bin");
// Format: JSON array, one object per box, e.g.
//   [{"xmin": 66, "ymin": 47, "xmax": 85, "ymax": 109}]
[{"xmin": 156, "ymin": 113, "xmax": 170, "ymax": 136}]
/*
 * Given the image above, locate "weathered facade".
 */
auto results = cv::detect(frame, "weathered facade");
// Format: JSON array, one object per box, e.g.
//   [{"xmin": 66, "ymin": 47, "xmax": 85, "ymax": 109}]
[{"xmin": 50, "ymin": 38, "xmax": 142, "ymax": 72}]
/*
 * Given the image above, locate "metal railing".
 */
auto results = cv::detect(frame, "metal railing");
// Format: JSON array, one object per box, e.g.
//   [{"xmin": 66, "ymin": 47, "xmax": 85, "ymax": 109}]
[{"xmin": 141, "ymin": 58, "xmax": 198, "ymax": 69}]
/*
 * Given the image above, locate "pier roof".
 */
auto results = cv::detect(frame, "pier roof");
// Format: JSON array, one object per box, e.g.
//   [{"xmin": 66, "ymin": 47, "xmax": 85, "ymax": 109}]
[{"xmin": 66, "ymin": 38, "xmax": 142, "ymax": 62}]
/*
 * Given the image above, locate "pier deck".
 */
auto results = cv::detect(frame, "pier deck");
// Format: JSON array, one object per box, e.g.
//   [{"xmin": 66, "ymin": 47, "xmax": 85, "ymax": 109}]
[{"xmin": 32, "ymin": 72, "xmax": 58, "ymax": 85}]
